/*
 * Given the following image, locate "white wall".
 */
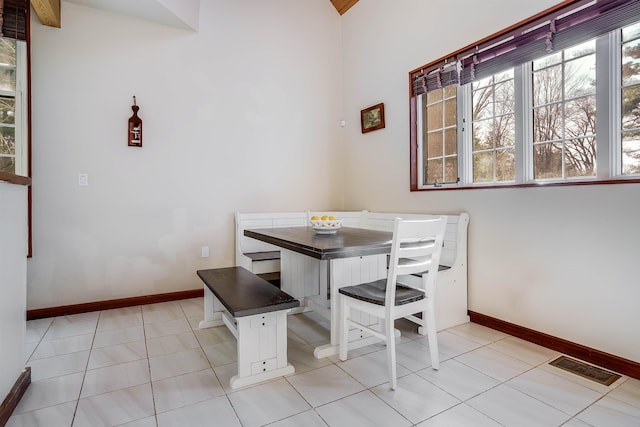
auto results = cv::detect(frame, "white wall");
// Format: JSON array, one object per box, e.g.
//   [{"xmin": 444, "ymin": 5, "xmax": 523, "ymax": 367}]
[
  {"xmin": 27, "ymin": 0, "xmax": 343, "ymax": 308},
  {"xmin": 0, "ymin": 182, "xmax": 28, "ymax": 399},
  {"xmin": 340, "ymin": 0, "xmax": 640, "ymax": 362}
]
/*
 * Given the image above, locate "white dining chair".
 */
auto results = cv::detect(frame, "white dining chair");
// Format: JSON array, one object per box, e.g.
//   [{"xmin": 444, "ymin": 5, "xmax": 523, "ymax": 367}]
[{"xmin": 338, "ymin": 216, "xmax": 447, "ymax": 390}]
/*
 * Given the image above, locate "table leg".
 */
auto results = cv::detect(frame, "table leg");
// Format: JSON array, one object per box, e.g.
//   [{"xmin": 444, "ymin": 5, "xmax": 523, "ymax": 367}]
[{"xmin": 277, "ymin": 250, "xmax": 395, "ymax": 359}]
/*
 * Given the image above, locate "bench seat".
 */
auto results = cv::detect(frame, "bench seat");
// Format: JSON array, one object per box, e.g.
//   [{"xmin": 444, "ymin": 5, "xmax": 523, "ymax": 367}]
[
  {"xmin": 244, "ymin": 251, "xmax": 282, "ymax": 286},
  {"xmin": 235, "ymin": 212, "xmax": 308, "ymax": 276},
  {"xmin": 244, "ymin": 251, "xmax": 281, "ymax": 262},
  {"xmin": 197, "ymin": 267, "xmax": 299, "ymax": 389}
]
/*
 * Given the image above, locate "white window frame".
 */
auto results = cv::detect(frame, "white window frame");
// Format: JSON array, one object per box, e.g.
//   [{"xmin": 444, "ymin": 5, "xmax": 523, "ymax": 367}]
[
  {"xmin": 418, "ymin": 89, "xmax": 459, "ymax": 187},
  {"xmin": 415, "ymin": 25, "xmax": 640, "ymax": 190},
  {"xmin": 615, "ymin": 26, "xmax": 640, "ymax": 178}
]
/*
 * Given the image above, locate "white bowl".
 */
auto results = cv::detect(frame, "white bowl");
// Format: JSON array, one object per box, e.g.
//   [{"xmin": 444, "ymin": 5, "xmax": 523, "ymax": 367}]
[{"xmin": 310, "ymin": 219, "xmax": 343, "ymax": 234}]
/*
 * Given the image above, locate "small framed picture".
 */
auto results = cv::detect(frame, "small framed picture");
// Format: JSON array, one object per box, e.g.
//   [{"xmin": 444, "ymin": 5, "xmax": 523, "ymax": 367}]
[{"xmin": 361, "ymin": 103, "xmax": 385, "ymax": 133}]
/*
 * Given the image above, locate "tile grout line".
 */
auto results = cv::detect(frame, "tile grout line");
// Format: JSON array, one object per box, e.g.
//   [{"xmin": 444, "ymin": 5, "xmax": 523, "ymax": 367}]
[
  {"xmin": 181, "ymin": 299, "xmax": 248, "ymax": 426},
  {"xmin": 399, "ymin": 332, "xmax": 506, "ymax": 425},
  {"xmin": 26, "ymin": 317, "xmax": 55, "ymax": 361},
  {"xmin": 412, "ymin": 331, "xmax": 542, "ymax": 424},
  {"xmin": 69, "ymin": 311, "xmax": 101, "ymax": 426},
  {"xmin": 566, "ymin": 386, "xmax": 629, "ymax": 425},
  {"xmin": 140, "ymin": 305, "xmax": 160, "ymax": 427}
]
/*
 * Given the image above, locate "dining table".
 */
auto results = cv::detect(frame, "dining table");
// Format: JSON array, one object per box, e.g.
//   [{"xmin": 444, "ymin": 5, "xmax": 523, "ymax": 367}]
[{"xmin": 244, "ymin": 225, "xmax": 395, "ymax": 358}]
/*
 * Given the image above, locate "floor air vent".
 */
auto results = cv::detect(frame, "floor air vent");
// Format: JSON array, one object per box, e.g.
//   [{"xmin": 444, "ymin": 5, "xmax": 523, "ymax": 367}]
[{"xmin": 549, "ymin": 356, "xmax": 621, "ymax": 386}]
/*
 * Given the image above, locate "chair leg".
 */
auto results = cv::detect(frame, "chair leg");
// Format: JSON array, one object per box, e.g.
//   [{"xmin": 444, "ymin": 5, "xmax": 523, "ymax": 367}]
[
  {"xmin": 417, "ymin": 309, "xmax": 428, "ymax": 336},
  {"xmin": 425, "ymin": 309, "xmax": 439, "ymax": 370},
  {"xmin": 338, "ymin": 296, "xmax": 349, "ymax": 361},
  {"xmin": 386, "ymin": 317, "xmax": 397, "ymax": 390}
]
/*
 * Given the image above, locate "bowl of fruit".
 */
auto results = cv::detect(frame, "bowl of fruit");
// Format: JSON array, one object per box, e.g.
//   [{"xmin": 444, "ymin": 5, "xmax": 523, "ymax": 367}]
[{"xmin": 309, "ymin": 215, "xmax": 343, "ymax": 234}]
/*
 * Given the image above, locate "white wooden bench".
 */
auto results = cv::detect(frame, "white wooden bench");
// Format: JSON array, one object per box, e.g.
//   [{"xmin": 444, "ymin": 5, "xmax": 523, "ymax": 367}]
[
  {"xmin": 197, "ymin": 267, "xmax": 300, "ymax": 389},
  {"xmin": 236, "ymin": 210, "xmax": 470, "ymax": 330}
]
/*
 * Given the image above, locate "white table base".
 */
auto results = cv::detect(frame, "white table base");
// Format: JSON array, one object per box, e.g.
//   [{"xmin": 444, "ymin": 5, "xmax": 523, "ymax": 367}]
[{"xmin": 281, "ymin": 249, "xmax": 389, "ymax": 358}]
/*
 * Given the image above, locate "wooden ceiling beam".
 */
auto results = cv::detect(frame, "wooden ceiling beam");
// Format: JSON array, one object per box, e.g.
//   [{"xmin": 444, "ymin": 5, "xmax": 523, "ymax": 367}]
[
  {"xmin": 30, "ymin": 0, "xmax": 61, "ymax": 28},
  {"xmin": 330, "ymin": 0, "xmax": 359, "ymax": 15}
]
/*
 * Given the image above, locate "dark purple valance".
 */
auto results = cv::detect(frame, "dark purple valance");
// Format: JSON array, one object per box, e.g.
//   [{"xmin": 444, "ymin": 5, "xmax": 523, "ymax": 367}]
[
  {"xmin": 412, "ymin": 63, "xmax": 458, "ymax": 96},
  {"xmin": 0, "ymin": 0, "xmax": 28, "ymax": 41},
  {"xmin": 460, "ymin": 0, "xmax": 640, "ymax": 84},
  {"xmin": 411, "ymin": 0, "xmax": 640, "ymax": 95}
]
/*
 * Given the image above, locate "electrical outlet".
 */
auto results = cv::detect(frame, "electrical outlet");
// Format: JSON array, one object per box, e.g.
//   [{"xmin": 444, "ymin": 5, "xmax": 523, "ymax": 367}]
[
  {"xmin": 78, "ymin": 173, "xmax": 89, "ymax": 186},
  {"xmin": 201, "ymin": 246, "xmax": 209, "ymax": 257}
]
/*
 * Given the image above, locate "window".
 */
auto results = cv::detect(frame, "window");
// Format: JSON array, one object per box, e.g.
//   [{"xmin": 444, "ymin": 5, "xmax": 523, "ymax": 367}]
[
  {"xmin": 410, "ymin": 0, "xmax": 640, "ymax": 190},
  {"xmin": 471, "ymin": 70, "xmax": 515, "ymax": 183},
  {"xmin": 0, "ymin": 0, "xmax": 29, "ymax": 179},
  {"xmin": 622, "ymin": 23, "xmax": 640, "ymax": 175},
  {"xmin": 0, "ymin": 38, "xmax": 27, "ymax": 177},
  {"xmin": 532, "ymin": 40, "xmax": 596, "ymax": 180},
  {"xmin": 421, "ymin": 86, "xmax": 457, "ymax": 185}
]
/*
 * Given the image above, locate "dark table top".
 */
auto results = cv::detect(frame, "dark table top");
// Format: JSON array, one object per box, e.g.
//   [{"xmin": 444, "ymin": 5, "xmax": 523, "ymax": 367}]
[{"xmin": 244, "ymin": 226, "xmax": 394, "ymax": 260}]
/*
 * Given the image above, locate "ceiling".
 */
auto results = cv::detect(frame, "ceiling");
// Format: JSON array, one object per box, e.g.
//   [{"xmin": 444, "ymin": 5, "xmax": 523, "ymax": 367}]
[
  {"xmin": 30, "ymin": 0, "xmax": 360, "ymax": 30},
  {"xmin": 64, "ymin": 0, "xmax": 200, "ymax": 30}
]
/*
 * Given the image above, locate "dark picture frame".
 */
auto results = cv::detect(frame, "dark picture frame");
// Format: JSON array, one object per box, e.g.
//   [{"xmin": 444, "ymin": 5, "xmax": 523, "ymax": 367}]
[{"xmin": 360, "ymin": 103, "xmax": 385, "ymax": 133}]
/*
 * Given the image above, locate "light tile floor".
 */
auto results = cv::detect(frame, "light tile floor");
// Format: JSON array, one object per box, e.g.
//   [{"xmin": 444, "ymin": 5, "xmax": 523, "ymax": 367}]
[{"xmin": 9, "ymin": 298, "xmax": 640, "ymax": 427}]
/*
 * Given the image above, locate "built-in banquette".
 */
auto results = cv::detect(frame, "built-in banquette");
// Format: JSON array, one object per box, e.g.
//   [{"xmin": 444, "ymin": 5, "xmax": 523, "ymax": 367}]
[{"xmin": 235, "ymin": 210, "xmax": 470, "ymax": 331}]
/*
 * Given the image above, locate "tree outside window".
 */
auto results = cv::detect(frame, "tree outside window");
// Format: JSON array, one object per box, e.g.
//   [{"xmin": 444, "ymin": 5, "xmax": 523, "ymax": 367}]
[
  {"xmin": 471, "ymin": 70, "xmax": 515, "ymax": 183},
  {"xmin": 532, "ymin": 40, "xmax": 597, "ymax": 180}
]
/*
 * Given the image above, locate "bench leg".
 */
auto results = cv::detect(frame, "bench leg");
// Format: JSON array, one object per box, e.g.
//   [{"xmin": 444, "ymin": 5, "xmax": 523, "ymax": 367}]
[
  {"xmin": 198, "ymin": 286, "xmax": 225, "ymax": 329},
  {"xmin": 229, "ymin": 309, "xmax": 295, "ymax": 389}
]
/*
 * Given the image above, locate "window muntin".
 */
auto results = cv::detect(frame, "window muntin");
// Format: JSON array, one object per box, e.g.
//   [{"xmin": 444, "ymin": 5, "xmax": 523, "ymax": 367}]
[
  {"xmin": 532, "ymin": 39, "xmax": 597, "ymax": 180},
  {"xmin": 471, "ymin": 70, "xmax": 515, "ymax": 183},
  {"xmin": 422, "ymin": 86, "xmax": 457, "ymax": 185},
  {"xmin": 621, "ymin": 22, "xmax": 640, "ymax": 175}
]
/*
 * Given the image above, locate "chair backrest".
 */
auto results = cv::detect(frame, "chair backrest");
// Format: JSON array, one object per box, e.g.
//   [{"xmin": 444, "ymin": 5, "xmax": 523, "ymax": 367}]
[
  {"xmin": 386, "ymin": 216, "xmax": 447, "ymax": 305},
  {"xmin": 360, "ymin": 212, "xmax": 465, "ymax": 268}
]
